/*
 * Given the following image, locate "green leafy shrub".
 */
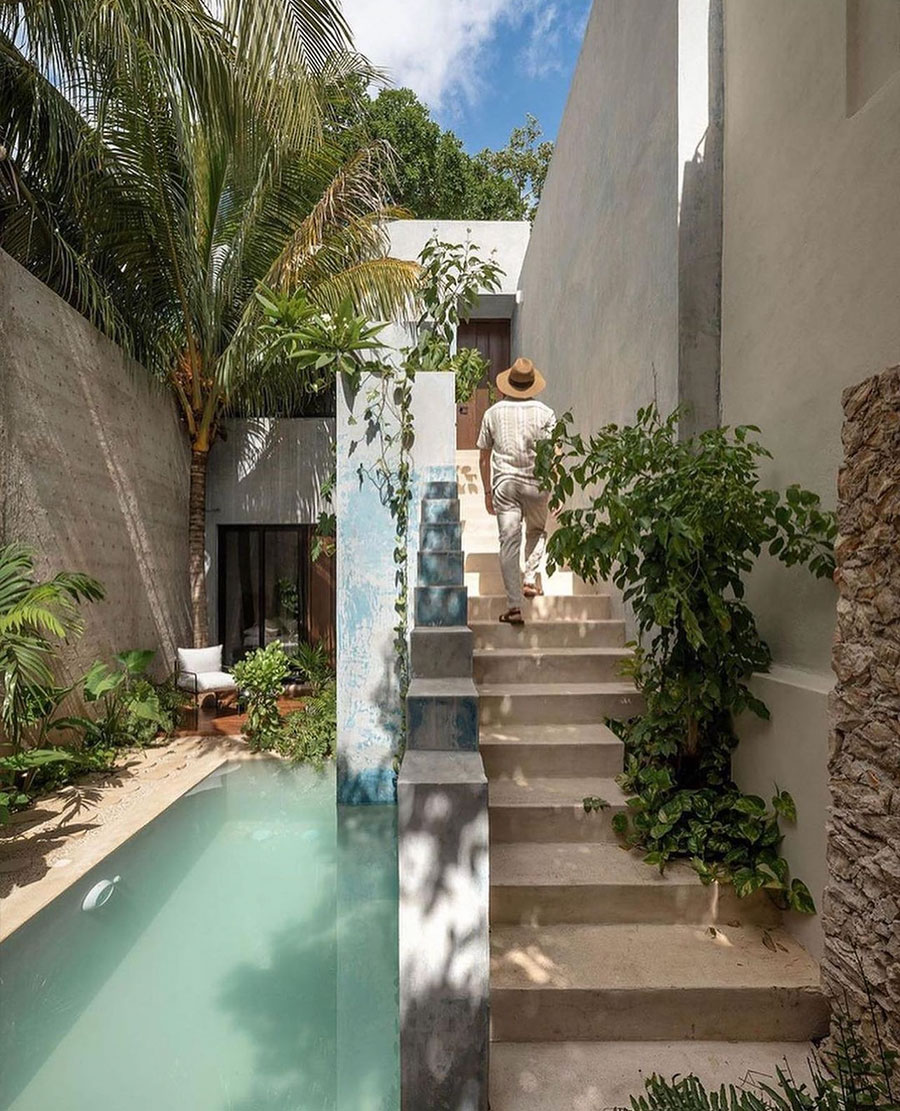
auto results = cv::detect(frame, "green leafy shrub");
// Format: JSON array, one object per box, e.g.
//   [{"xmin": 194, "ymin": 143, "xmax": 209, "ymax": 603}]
[
  {"xmin": 450, "ymin": 346, "xmax": 491, "ymax": 403},
  {"xmin": 290, "ymin": 641, "xmax": 334, "ymax": 693},
  {"xmin": 623, "ymin": 992, "xmax": 897, "ymax": 1110},
  {"xmin": 537, "ymin": 408, "xmax": 836, "ymax": 905},
  {"xmin": 0, "ymin": 542, "xmax": 104, "ymax": 752},
  {"xmin": 57, "ymin": 650, "xmax": 176, "ymax": 752},
  {"xmin": 276, "ymin": 680, "xmax": 336, "ymax": 771},
  {"xmin": 231, "ymin": 642, "xmax": 290, "ymax": 751}
]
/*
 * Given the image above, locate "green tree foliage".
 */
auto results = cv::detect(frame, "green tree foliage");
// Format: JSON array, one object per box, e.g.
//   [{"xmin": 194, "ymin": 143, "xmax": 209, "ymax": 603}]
[
  {"xmin": 538, "ymin": 408, "xmax": 836, "ymax": 908},
  {"xmin": 477, "ymin": 114, "xmax": 554, "ymax": 221},
  {"xmin": 335, "ymin": 86, "xmax": 552, "ymax": 220},
  {"xmin": 0, "ymin": 1, "xmax": 421, "ymax": 645}
]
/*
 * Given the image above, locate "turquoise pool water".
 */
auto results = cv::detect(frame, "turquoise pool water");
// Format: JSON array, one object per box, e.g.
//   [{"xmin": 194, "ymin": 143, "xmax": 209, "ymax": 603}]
[{"xmin": 0, "ymin": 760, "xmax": 399, "ymax": 1110}]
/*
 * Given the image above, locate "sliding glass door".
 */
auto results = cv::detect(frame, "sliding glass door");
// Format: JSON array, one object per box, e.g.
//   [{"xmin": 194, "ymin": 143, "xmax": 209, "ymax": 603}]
[{"xmin": 218, "ymin": 525, "xmax": 335, "ymax": 666}]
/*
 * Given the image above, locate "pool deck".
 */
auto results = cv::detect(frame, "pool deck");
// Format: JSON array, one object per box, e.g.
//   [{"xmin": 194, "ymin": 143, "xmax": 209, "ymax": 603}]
[{"xmin": 0, "ymin": 735, "xmax": 256, "ymax": 941}]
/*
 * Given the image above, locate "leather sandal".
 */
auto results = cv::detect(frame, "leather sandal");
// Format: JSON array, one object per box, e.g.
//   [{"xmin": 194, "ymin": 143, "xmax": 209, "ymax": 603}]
[
  {"xmin": 499, "ymin": 608, "xmax": 525, "ymax": 625},
  {"xmin": 523, "ymin": 583, "xmax": 544, "ymax": 598}
]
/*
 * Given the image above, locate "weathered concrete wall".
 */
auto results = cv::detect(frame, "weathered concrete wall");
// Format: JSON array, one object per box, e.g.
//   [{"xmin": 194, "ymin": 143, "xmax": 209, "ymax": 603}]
[
  {"xmin": 825, "ymin": 367, "xmax": 899, "ymax": 1057},
  {"xmin": 204, "ymin": 417, "xmax": 334, "ymax": 633},
  {"xmin": 513, "ymin": 0, "xmax": 680, "ymax": 432},
  {"xmin": 720, "ymin": 0, "xmax": 900, "ymax": 676},
  {"xmin": 336, "ymin": 373, "xmax": 456, "ymax": 804},
  {"xmin": 0, "ymin": 249, "xmax": 190, "ymax": 682}
]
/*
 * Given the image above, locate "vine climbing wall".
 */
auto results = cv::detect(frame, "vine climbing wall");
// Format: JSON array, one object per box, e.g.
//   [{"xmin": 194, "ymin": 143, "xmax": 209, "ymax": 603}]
[{"xmin": 825, "ymin": 365, "xmax": 900, "ymax": 1055}]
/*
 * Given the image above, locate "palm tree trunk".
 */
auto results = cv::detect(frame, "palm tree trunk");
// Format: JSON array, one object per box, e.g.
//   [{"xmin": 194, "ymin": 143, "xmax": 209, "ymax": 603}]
[{"xmin": 189, "ymin": 447, "xmax": 210, "ymax": 647}]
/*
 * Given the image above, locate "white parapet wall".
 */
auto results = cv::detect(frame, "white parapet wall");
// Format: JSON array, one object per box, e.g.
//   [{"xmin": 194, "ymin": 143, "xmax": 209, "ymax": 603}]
[{"xmin": 336, "ymin": 372, "xmax": 456, "ymax": 804}]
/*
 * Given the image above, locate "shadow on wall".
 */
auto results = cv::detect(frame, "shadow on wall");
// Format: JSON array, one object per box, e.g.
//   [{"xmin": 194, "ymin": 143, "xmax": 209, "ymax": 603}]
[
  {"xmin": 1, "ymin": 255, "xmax": 191, "ymax": 682},
  {"xmin": 399, "ymin": 764, "xmax": 489, "ymax": 1109},
  {"xmin": 220, "ymin": 418, "xmax": 334, "ymax": 523}
]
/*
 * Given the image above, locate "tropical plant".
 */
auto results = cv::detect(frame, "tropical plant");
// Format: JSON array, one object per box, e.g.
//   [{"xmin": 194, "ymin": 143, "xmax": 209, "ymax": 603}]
[
  {"xmin": 1, "ymin": 0, "xmax": 422, "ymax": 645},
  {"xmin": 0, "ymin": 748, "xmax": 74, "ymax": 822},
  {"xmin": 231, "ymin": 641, "xmax": 290, "ymax": 751},
  {"xmin": 537, "ymin": 408, "xmax": 836, "ymax": 904},
  {"xmin": 56, "ymin": 650, "xmax": 177, "ymax": 751},
  {"xmin": 261, "ymin": 235, "xmax": 503, "ymax": 758},
  {"xmin": 290, "ymin": 641, "xmax": 334, "ymax": 693},
  {"xmin": 622, "ymin": 988, "xmax": 897, "ymax": 1110},
  {"xmin": 276, "ymin": 679, "xmax": 336, "ymax": 771},
  {"xmin": 0, "ymin": 542, "xmax": 104, "ymax": 752}
]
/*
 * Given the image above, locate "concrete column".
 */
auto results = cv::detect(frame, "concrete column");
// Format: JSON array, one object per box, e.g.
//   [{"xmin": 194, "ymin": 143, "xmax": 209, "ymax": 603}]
[{"xmin": 335, "ymin": 372, "xmax": 456, "ymax": 804}]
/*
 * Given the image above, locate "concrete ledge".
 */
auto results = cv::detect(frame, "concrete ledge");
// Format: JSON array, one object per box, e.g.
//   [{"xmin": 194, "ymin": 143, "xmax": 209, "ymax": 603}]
[
  {"xmin": 407, "ymin": 678, "xmax": 479, "ymax": 752},
  {"xmin": 398, "ymin": 750, "xmax": 490, "ymax": 1110},
  {"xmin": 411, "ymin": 626, "xmax": 474, "ymax": 679}
]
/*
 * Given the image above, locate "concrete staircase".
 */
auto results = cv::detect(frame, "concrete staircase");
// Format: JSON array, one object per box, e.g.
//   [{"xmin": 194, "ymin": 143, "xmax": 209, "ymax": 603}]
[{"xmin": 456, "ymin": 448, "xmax": 829, "ymax": 1110}]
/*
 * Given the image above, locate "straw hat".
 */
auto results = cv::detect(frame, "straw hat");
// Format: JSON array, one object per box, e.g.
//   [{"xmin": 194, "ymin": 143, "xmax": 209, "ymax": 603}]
[{"xmin": 495, "ymin": 356, "xmax": 546, "ymax": 399}]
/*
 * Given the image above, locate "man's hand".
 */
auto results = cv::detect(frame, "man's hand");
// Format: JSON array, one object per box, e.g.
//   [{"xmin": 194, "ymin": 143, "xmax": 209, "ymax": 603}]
[{"xmin": 484, "ymin": 491, "xmax": 495, "ymax": 516}]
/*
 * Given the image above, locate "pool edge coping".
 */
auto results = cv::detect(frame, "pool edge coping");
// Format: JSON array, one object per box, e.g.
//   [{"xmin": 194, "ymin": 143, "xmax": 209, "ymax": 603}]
[{"xmin": 0, "ymin": 736, "xmax": 262, "ymax": 942}]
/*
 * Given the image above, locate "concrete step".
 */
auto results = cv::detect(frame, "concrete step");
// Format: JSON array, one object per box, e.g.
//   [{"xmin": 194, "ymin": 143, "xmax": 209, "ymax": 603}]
[
  {"xmin": 471, "ymin": 620, "xmax": 626, "ymax": 650},
  {"xmin": 489, "ymin": 777, "xmax": 627, "ymax": 842},
  {"xmin": 489, "ymin": 1041, "xmax": 819, "ymax": 1111},
  {"xmin": 490, "ymin": 923, "xmax": 830, "ymax": 1042},
  {"xmin": 418, "ymin": 550, "xmax": 464, "ymax": 587},
  {"xmin": 420, "ymin": 497, "xmax": 460, "ymax": 524},
  {"xmin": 480, "ymin": 723, "xmax": 624, "ymax": 779},
  {"xmin": 490, "ymin": 842, "xmax": 780, "ymax": 927},
  {"xmin": 479, "ymin": 682, "xmax": 642, "ymax": 727},
  {"xmin": 410, "ymin": 626, "xmax": 473, "ymax": 679},
  {"xmin": 465, "ymin": 570, "xmax": 600, "ymax": 597},
  {"xmin": 407, "ymin": 677, "xmax": 478, "ymax": 751},
  {"xmin": 474, "ymin": 647, "xmax": 631, "ymax": 685},
  {"xmin": 468, "ymin": 595, "xmax": 612, "ymax": 623}
]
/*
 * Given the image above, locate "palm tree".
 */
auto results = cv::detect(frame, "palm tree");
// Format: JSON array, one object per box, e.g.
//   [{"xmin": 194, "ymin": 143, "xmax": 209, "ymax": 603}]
[{"xmin": 1, "ymin": 1, "xmax": 420, "ymax": 644}]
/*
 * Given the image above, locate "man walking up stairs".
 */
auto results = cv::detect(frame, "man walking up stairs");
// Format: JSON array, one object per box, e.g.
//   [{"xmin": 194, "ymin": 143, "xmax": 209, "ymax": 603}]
[{"xmin": 460, "ymin": 370, "xmax": 830, "ymax": 1107}]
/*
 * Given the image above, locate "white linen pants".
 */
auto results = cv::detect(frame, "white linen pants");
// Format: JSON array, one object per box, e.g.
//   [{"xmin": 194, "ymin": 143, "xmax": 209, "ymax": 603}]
[{"xmin": 493, "ymin": 478, "xmax": 549, "ymax": 609}]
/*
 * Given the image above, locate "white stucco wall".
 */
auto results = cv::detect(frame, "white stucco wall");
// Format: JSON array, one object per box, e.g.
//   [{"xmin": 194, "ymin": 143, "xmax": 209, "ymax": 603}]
[
  {"xmin": 721, "ymin": 0, "xmax": 900, "ymax": 959},
  {"xmin": 387, "ymin": 220, "xmax": 529, "ymax": 297},
  {"xmin": 204, "ymin": 418, "xmax": 334, "ymax": 635},
  {"xmin": 721, "ymin": 0, "xmax": 900, "ymax": 676},
  {"xmin": 513, "ymin": 0, "xmax": 680, "ymax": 432}
]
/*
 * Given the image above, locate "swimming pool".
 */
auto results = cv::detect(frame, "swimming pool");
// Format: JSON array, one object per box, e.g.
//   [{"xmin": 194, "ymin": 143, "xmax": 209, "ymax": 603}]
[{"xmin": 0, "ymin": 760, "xmax": 399, "ymax": 1110}]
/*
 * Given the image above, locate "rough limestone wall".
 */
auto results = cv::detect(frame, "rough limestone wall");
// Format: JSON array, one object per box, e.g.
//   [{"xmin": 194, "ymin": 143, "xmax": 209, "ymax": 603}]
[
  {"xmin": 824, "ymin": 366, "xmax": 900, "ymax": 1055},
  {"xmin": 0, "ymin": 249, "xmax": 190, "ymax": 687}
]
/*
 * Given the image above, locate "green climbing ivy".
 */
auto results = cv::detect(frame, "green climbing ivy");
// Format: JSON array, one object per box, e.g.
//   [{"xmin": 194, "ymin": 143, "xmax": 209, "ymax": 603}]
[{"xmin": 259, "ymin": 235, "xmax": 503, "ymax": 760}]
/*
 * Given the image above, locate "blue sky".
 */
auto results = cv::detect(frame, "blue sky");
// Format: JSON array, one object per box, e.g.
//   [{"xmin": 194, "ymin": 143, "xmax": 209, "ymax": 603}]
[{"xmin": 340, "ymin": 0, "xmax": 591, "ymax": 152}]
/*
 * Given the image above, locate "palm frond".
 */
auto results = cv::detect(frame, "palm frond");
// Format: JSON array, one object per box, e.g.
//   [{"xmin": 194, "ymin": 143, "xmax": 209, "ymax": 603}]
[{"xmin": 308, "ymin": 256, "xmax": 421, "ymax": 320}]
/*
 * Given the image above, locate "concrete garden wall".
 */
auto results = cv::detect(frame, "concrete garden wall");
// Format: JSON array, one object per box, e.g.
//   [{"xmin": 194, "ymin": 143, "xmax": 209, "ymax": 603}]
[
  {"xmin": 512, "ymin": 0, "xmax": 680, "ymax": 432},
  {"xmin": 0, "ymin": 249, "xmax": 190, "ymax": 682}
]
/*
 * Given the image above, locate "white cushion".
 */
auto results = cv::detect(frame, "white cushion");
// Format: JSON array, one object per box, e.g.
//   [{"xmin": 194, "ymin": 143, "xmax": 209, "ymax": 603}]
[
  {"xmin": 177, "ymin": 670, "xmax": 237, "ymax": 693},
  {"xmin": 177, "ymin": 645, "xmax": 222, "ymax": 675}
]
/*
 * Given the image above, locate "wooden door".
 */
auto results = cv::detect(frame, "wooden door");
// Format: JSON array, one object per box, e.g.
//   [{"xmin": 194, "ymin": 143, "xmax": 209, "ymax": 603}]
[{"xmin": 456, "ymin": 319, "xmax": 511, "ymax": 449}]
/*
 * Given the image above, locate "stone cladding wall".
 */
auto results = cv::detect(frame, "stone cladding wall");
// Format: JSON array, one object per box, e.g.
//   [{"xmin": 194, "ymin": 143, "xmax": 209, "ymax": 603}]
[{"xmin": 825, "ymin": 366, "xmax": 900, "ymax": 1056}]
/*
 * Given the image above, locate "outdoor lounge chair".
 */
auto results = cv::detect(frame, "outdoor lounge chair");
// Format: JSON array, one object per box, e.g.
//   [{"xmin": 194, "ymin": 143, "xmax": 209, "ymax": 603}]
[{"xmin": 176, "ymin": 645, "xmax": 238, "ymax": 728}]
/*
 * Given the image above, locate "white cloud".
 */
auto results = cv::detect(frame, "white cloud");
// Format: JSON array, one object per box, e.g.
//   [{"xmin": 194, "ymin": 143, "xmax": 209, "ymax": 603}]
[
  {"xmin": 340, "ymin": 0, "xmax": 590, "ymax": 112},
  {"xmin": 341, "ymin": 0, "xmax": 518, "ymax": 110}
]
